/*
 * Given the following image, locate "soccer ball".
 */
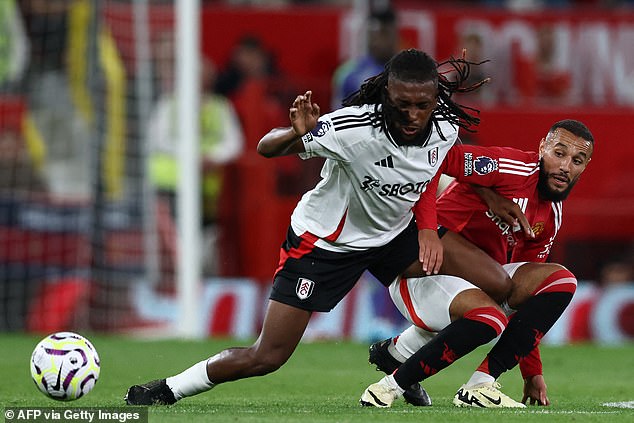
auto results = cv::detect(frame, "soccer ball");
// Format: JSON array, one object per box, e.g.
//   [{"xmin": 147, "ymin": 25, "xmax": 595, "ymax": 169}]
[{"xmin": 30, "ymin": 332, "xmax": 100, "ymax": 401}]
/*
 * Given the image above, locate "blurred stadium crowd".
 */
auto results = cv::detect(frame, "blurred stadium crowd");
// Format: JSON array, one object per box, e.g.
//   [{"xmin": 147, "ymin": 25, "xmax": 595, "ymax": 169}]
[{"xmin": 0, "ymin": 0, "xmax": 632, "ymax": 340}]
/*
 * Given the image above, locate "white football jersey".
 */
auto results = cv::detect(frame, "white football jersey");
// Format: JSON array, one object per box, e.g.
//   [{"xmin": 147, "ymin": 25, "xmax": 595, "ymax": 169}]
[{"xmin": 292, "ymin": 104, "xmax": 458, "ymax": 252}]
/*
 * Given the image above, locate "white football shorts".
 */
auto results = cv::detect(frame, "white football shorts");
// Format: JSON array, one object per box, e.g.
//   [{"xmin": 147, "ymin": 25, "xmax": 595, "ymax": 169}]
[
  {"xmin": 389, "ymin": 262, "xmax": 529, "ymax": 332},
  {"xmin": 389, "ymin": 274, "xmax": 477, "ymax": 332}
]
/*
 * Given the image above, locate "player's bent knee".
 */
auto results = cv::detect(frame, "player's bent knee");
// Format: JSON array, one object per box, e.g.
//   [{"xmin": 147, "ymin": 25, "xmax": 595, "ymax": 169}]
[
  {"xmin": 475, "ymin": 268, "xmax": 513, "ymax": 304},
  {"xmin": 532, "ymin": 266, "xmax": 577, "ymax": 297},
  {"xmin": 490, "ymin": 275, "xmax": 513, "ymax": 304},
  {"xmin": 464, "ymin": 306, "xmax": 508, "ymax": 336},
  {"xmin": 449, "ymin": 288, "xmax": 502, "ymax": 322}
]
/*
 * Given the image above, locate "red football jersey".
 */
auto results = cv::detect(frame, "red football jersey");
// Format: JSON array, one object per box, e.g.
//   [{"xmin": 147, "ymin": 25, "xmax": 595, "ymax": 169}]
[{"xmin": 415, "ymin": 144, "xmax": 562, "ymax": 265}]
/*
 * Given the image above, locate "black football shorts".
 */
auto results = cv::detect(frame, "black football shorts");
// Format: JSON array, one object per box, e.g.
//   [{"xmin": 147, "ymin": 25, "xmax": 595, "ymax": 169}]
[{"xmin": 270, "ymin": 219, "xmax": 419, "ymax": 312}]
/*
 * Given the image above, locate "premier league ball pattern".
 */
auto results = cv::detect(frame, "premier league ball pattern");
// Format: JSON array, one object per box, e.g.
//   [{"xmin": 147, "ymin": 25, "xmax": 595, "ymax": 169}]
[{"xmin": 30, "ymin": 332, "xmax": 100, "ymax": 400}]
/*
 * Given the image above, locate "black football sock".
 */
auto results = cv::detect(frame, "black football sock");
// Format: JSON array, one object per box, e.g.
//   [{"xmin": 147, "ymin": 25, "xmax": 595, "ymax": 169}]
[
  {"xmin": 393, "ymin": 307, "xmax": 506, "ymax": 389},
  {"xmin": 481, "ymin": 291, "xmax": 573, "ymax": 379}
]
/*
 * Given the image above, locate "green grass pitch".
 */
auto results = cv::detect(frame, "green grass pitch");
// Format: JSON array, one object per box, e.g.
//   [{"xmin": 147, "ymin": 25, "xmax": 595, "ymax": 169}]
[{"xmin": 2, "ymin": 333, "xmax": 633, "ymax": 422}]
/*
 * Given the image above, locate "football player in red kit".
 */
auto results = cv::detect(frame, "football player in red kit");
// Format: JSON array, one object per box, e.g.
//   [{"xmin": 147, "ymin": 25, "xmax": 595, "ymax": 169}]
[{"xmin": 360, "ymin": 119, "xmax": 594, "ymax": 408}]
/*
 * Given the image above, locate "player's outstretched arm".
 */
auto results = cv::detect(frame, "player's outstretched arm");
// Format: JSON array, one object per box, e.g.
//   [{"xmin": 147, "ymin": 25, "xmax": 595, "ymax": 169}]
[
  {"xmin": 472, "ymin": 185, "xmax": 535, "ymax": 238},
  {"xmin": 257, "ymin": 90, "xmax": 320, "ymax": 158}
]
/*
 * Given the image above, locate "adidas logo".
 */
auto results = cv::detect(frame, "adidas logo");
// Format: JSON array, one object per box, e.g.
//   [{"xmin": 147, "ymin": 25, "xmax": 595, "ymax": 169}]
[{"xmin": 374, "ymin": 155, "xmax": 394, "ymax": 168}]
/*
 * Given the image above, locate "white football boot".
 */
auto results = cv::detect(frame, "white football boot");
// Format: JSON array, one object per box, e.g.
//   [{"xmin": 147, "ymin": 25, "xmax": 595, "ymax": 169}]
[
  {"xmin": 453, "ymin": 381, "xmax": 526, "ymax": 408},
  {"xmin": 360, "ymin": 377, "xmax": 404, "ymax": 408}
]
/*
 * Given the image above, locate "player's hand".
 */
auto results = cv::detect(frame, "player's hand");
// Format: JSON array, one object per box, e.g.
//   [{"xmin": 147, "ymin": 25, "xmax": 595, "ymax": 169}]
[
  {"xmin": 472, "ymin": 186, "xmax": 534, "ymax": 238},
  {"xmin": 418, "ymin": 229, "xmax": 443, "ymax": 275},
  {"xmin": 289, "ymin": 90, "xmax": 320, "ymax": 137},
  {"xmin": 522, "ymin": 375, "xmax": 550, "ymax": 406}
]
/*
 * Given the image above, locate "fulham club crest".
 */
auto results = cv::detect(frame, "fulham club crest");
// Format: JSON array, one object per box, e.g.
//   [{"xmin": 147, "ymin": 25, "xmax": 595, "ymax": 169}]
[
  {"xmin": 428, "ymin": 147, "xmax": 438, "ymax": 166},
  {"xmin": 296, "ymin": 278, "xmax": 315, "ymax": 300}
]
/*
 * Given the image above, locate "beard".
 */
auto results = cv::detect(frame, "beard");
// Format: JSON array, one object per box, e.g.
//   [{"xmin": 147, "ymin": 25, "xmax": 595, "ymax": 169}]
[{"xmin": 537, "ymin": 158, "xmax": 576, "ymax": 202}]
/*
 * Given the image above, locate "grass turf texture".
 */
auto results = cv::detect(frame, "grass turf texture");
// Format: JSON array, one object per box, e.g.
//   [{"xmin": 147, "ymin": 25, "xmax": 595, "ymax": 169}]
[{"xmin": 1, "ymin": 334, "xmax": 633, "ymax": 422}]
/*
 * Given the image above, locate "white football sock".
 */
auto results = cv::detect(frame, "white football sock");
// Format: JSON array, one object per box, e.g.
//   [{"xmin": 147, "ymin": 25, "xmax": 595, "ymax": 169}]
[
  {"xmin": 387, "ymin": 340, "xmax": 407, "ymax": 363},
  {"xmin": 393, "ymin": 325, "xmax": 436, "ymax": 360},
  {"xmin": 383, "ymin": 374, "xmax": 406, "ymax": 395},
  {"xmin": 465, "ymin": 370, "xmax": 495, "ymax": 388},
  {"xmin": 166, "ymin": 359, "xmax": 215, "ymax": 400}
]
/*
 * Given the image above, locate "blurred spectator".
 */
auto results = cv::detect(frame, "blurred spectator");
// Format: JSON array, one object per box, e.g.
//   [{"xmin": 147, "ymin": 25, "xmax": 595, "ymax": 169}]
[
  {"xmin": 153, "ymin": 31, "xmax": 176, "ymax": 99},
  {"xmin": 331, "ymin": 5, "xmax": 399, "ymax": 109},
  {"xmin": 18, "ymin": 0, "xmax": 92, "ymax": 199},
  {"xmin": 19, "ymin": 0, "xmax": 70, "ymax": 89},
  {"xmin": 451, "ymin": 25, "xmax": 494, "ymax": 107},
  {"xmin": 148, "ymin": 32, "xmax": 245, "ymax": 275},
  {"xmin": 0, "ymin": 97, "xmax": 46, "ymax": 194},
  {"xmin": 534, "ymin": 23, "xmax": 573, "ymax": 104},
  {"xmin": 0, "ymin": 126, "xmax": 46, "ymax": 194},
  {"xmin": 0, "ymin": 0, "xmax": 29, "ymax": 93},
  {"xmin": 459, "ymin": 32, "xmax": 488, "ymax": 87},
  {"xmin": 446, "ymin": 25, "xmax": 492, "ymax": 145},
  {"xmin": 216, "ymin": 35, "xmax": 315, "ymax": 196},
  {"xmin": 213, "ymin": 35, "xmax": 282, "ymax": 139},
  {"xmin": 147, "ymin": 57, "xmax": 245, "ymax": 219},
  {"xmin": 598, "ymin": 244, "xmax": 634, "ymax": 287},
  {"xmin": 214, "ymin": 35, "xmax": 276, "ymax": 99},
  {"xmin": 599, "ymin": 261, "xmax": 633, "ymax": 286},
  {"xmin": 215, "ymin": 34, "xmax": 296, "ymax": 109}
]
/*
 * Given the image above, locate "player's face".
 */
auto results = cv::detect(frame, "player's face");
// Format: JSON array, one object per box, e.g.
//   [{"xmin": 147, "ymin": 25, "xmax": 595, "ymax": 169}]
[
  {"xmin": 538, "ymin": 128, "xmax": 593, "ymax": 201},
  {"xmin": 384, "ymin": 77, "xmax": 438, "ymax": 145}
]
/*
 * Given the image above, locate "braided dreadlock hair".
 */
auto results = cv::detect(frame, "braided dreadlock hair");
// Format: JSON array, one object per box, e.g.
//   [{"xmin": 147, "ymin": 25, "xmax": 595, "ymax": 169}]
[{"xmin": 342, "ymin": 48, "xmax": 488, "ymax": 139}]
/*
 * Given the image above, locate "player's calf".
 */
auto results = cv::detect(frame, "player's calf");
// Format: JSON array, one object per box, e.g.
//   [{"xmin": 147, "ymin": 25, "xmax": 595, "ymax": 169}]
[{"xmin": 476, "ymin": 267, "xmax": 577, "ymax": 380}]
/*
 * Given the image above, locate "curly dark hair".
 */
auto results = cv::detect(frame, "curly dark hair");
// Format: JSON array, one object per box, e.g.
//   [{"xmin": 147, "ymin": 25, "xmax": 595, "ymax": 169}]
[{"xmin": 342, "ymin": 49, "xmax": 488, "ymax": 140}]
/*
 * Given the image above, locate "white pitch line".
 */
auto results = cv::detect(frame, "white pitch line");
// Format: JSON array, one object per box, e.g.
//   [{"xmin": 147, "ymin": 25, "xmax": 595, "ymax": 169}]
[
  {"xmin": 602, "ymin": 401, "xmax": 634, "ymax": 409},
  {"xmin": 529, "ymin": 410, "xmax": 621, "ymax": 414}
]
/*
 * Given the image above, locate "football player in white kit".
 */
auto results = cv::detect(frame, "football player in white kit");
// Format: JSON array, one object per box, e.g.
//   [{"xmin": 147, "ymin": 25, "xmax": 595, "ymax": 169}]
[{"xmin": 125, "ymin": 49, "xmax": 497, "ymax": 407}]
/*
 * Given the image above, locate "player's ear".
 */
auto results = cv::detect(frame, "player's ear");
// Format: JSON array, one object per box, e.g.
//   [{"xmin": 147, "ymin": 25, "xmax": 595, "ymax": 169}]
[
  {"xmin": 586, "ymin": 144, "xmax": 594, "ymax": 164},
  {"xmin": 538, "ymin": 137, "xmax": 546, "ymax": 158}
]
